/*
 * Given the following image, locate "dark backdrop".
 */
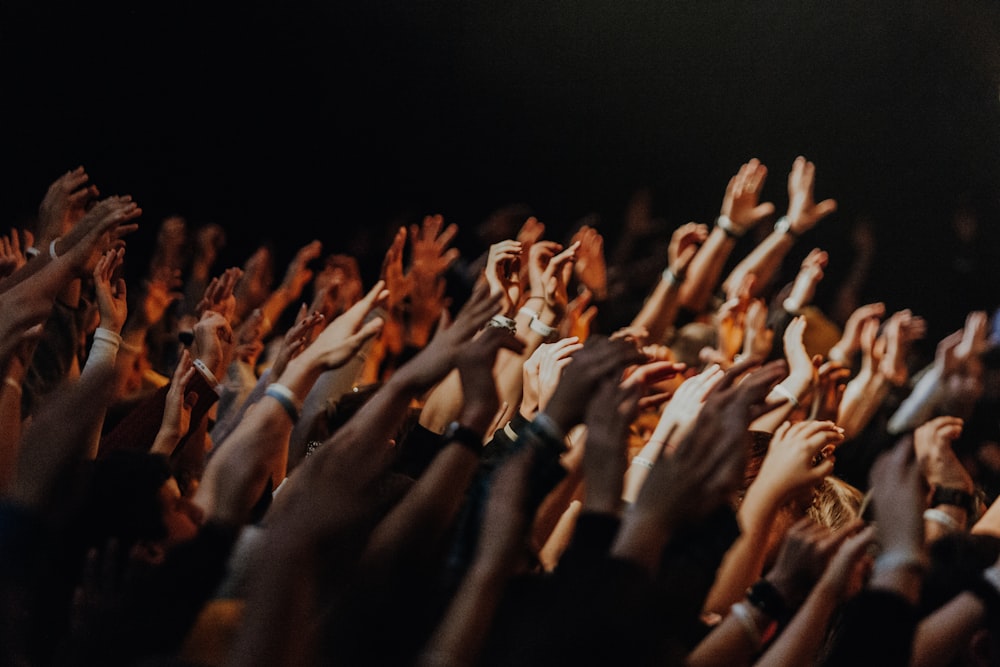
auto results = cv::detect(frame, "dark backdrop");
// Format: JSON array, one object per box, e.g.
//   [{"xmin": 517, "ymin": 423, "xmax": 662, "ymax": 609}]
[{"xmin": 3, "ymin": 1, "xmax": 1000, "ymax": 344}]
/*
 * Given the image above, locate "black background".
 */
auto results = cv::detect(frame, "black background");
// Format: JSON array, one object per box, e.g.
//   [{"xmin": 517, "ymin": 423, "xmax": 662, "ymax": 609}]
[{"xmin": 3, "ymin": 1, "xmax": 1000, "ymax": 344}]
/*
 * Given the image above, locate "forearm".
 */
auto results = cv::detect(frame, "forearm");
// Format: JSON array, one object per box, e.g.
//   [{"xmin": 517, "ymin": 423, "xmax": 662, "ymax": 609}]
[
  {"xmin": 972, "ymin": 493, "xmax": 1000, "ymax": 536},
  {"xmin": 887, "ymin": 367, "xmax": 944, "ymax": 435},
  {"xmin": 418, "ymin": 563, "xmax": 510, "ymax": 667},
  {"xmin": 721, "ymin": 231, "xmax": 795, "ymax": 298},
  {"xmin": 678, "ymin": 229, "xmax": 737, "ymax": 313},
  {"xmin": 754, "ymin": 582, "xmax": 838, "ymax": 667},
  {"xmin": 703, "ymin": 494, "xmax": 780, "ymax": 615},
  {"xmin": 839, "ymin": 369, "xmax": 891, "ymax": 440},
  {"xmin": 630, "ymin": 272, "xmax": 683, "ymax": 345},
  {"xmin": 910, "ymin": 592, "xmax": 986, "ymax": 667},
  {"xmin": 79, "ymin": 328, "xmax": 123, "ymax": 459}
]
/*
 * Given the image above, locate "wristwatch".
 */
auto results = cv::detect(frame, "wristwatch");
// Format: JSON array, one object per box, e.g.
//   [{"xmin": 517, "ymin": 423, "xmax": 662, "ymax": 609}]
[
  {"xmin": 773, "ymin": 216, "xmax": 799, "ymax": 238},
  {"xmin": 931, "ymin": 485, "xmax": 977, "ymax": 516}
]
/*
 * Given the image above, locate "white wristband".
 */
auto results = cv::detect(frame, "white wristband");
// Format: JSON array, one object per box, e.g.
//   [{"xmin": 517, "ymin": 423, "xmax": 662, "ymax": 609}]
[
  {"xmin": 716, "ymin": 215, "xmax": 745, "ymax": 239},
  {"xmin": 771, "ymin": 383, "xmax": 801, "ymax": 409},
  {"xmin": 923, "ymin": 508, "xmax": 962, "ymax": 532},
  {"xmin": 518, "ymin": 306, "xmax": 541, "ymax": 320},
  {"xmin": 49, "ymin": 238, "xmax": 60, "ymax": 260},
  {"xmin": 193, "ymin": 358, "xmax": 224, "ymax": 396},
  {"xmin": 529, "ymin": 317, "xmax": 557, "ymax": 339},
  {"xmin": 782, "ymin": 298, "xmax": 802, "ymax": 315},
  {"xmin": 661, "ymin": 267, "xmax": 682, "ymax": 287},
  {"xmin": 872, "ymin": 549, "xmax": 929, "ymax": 577}
]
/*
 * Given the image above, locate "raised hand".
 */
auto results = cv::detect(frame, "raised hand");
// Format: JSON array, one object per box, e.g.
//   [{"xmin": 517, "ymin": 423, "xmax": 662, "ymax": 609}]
[
  {"xmin": 55, "ymin": 195, "xmax": 143, "ymax": 276},
  {"xmin": 541, "ymin": 334, "xmax": 646, "ymax": 435},
  {"xmin": 0, "ymin": 228, "xmax": 33, "ymax": 279},
  {"xmin": 561, "ymin": 287, "xmax": 598, "ymax": 341},
  {"xmin": 750, "ymin": 419, "xmax": 844, "ymax": 507},
  {"xmin": 913, "ymin": 416, "xmax": 974, "ymax": 495},
  {"xmin": 783, "ymin": 248, "xmax": 829, "ymax": 314},
  {"xmin": 720, "ymin": 158, "xmax": 776, "ymax": 234},
  {"xmin": 484, "ymin": 239, "xmax": 522, "ymax": 315},
  {"xmin": 810, "ymin": 360, "xmax": 851, "ymax": 422},
  {"xmin": 667, "ymin": 221, "xmax": 709, "ymax": 278},
  {"xmin": 192, "ymin": 310, "xmax": 234, "ymax": 380},
  {"xmin": 293, "ymin": 280, "xmax": 388, "ymax": 373},
  {"xmin": 742, "ymin": 298, "xmax": 774, "ymax": 363},
  {"xmin": 648, "ymin": 362, "xmax": 727, "ymax": 454},
  {"xmin": 196, "ymin": 267, "xmax": 243, "ymax": 323},
  {"xmin": 784, "ymin": 156, "xmax": 838, "ymax": 235},
  {"xmin": 37, "ymin": 165, "xmax": 100, "ymax": 242},
  {"xmin": 531, "ymin": 240, "xmax": 579, "ymax": 319},
  {"xmin": 454, "ymin": 325, "xmax": 526, "ymax": 432},
  {"xmin": 532, "ymin": 336, "xmax": 585, "ymax": 412},
  {"xmin": 394, "ymin": 283, "xmax": 505, "ymax": 390},
  {"xmin": 570, "ymin": 224, "xmax": 608, "ymax": 300},
  {"xmin": 410, "ymin": 213, "xmax": 460, "ymax": 279},
  {"xmin": 280, "ymin": 240, "xmax": 322, "ymax": 303},
  {"xmin": 827, "ymin": 301, "xmax": 886, "ymax": 366},
  {"xmin": 878, "ymin": 309, "xmax": 927, "ymax": 387},
  {"xmin": 92, "ymin": 247, "xmax": 128, "ymax": 333},
  {"xmin": 267, "ymin": 307, "xmax": 325, "ymax": 382},
  {"xmin": 151, "ymin": 349, "xmax": 200, "ymax": 455}
]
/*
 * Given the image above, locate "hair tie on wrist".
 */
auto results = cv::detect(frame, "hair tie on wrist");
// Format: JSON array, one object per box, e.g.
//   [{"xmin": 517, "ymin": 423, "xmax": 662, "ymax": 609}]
[{"xmin": 49, "ymin": 238, "xmax": 61, "ymax": 260}]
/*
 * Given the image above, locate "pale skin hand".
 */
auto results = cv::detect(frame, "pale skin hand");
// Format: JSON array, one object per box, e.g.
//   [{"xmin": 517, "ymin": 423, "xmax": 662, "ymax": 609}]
[
  {"xmin": 751, "ymin": 316, "xmax": 816, "ymax": 433},
  {"xmin": 913, "ymin": 416, "xmax": 973, "ymax": 492},
  {"xmin": 532, "ymin": 337, "xmax": 584, "ymax": 413},
  {"xmin": 667, "ymin": 222, "xmax": 709, "ymax": 277},
  {"xmin": 484, "ymin": 240, "xmax": 522, "ymax": 316},
  {"xmin": 750, "ymin": 419, "xmax": 844, "ymax": 508},
  {"xmin": 828, "ymin": 301, "xmax": 886, "ymax": 364},
  {"xmin": 93, "ymin": 248, "xmax": 128, "ymax": 333},
  {"xmin": 741, "ymin": 298, "xmax": 774, "ymax": 362},
  {"xmin": 151, "ymin": 349, "xmax": 199, "ymax": 455},
  {"xmin": 878, "ymin": 309, "xmax": 927, "ymax": 387},
  {"xmin": 784, "ymin": 155, "xmax": 838, "ymax": 235},
  {"xmin": 570, "ymin": 224, "xmax": 608, "ymax": 300},
  {"xmin": 783, "ymin": 248, "xmax": 828, "ymax": 313},
  {"xmin": 721, "ymin": 158, "xmax": 776, "ymax": 232}
]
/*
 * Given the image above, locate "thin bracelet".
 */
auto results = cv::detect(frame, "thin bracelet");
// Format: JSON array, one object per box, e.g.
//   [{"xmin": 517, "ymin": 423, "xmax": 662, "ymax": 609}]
[
  {"xmin": 49, "ymin": 238, "xmax": 60, "ymax": 260},
  {"xmin": 771, "ymin": 383, "xmax": 801, "ymax": 409}
]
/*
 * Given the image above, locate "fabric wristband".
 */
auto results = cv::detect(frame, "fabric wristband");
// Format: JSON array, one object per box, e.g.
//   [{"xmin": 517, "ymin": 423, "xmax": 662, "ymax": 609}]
[
  {"xmin": 529, "ymin": 317, "xmax": 557, "ymax": 339},
  {"xmin": 265, "ymin": 383, "xmax": 302, "ymax": 422}
]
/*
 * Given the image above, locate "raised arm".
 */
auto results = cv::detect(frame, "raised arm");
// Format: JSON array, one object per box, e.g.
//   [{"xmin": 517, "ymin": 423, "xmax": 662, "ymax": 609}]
[
  {"xmin": 679, "ymin": 158, "xmax": 775, "ymax": 313},
  {"xmin": 721, "ymin": 155, "xmax": 837, "ymax": 299},
  {"xmin": 630, "ymin": 222, "xmax": 708, "ymax": 344}
]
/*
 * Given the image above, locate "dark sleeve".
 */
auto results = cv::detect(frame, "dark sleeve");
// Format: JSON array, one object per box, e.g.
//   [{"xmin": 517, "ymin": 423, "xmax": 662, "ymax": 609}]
[
  {"xmin": 391, "ymin": 422, "xmax": 445, "ymax": 480},
  {"xmin": 819, "ymin": 589, "xmax": 919, "ymax": 667}
]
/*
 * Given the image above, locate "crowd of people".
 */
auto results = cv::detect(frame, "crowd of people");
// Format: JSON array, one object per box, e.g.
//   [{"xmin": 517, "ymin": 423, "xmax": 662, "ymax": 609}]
[{"xmin": 0, "ymin": 157, "xmax": 998, "ymax": 667}]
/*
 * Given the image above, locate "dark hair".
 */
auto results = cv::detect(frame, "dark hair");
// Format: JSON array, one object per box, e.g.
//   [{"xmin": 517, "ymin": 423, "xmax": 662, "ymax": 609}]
[{"xmin": 83, "ymin": 450, "xmax": 173, "ymax": 546}]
